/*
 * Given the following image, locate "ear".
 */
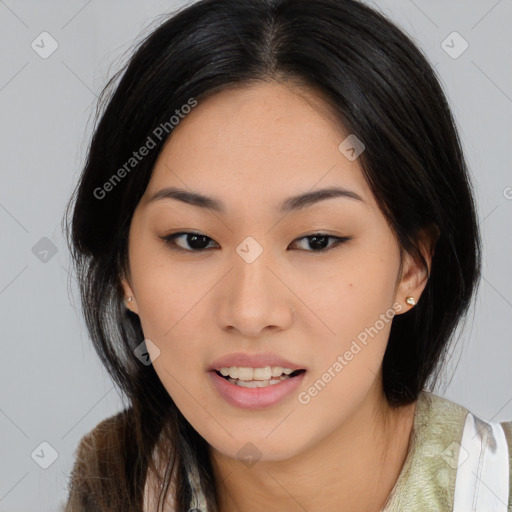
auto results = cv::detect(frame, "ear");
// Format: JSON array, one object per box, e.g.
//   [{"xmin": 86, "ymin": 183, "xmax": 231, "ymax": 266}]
[
  {"xmin": 394, "ymin": 223, "xmax": 439, "ymax": 314},
  {"xmin": 120, "ymin": 271, "xmax": 139, "ymax": 315}
]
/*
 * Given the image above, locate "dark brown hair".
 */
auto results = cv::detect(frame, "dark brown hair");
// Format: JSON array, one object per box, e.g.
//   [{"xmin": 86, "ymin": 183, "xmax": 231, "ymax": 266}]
[{"xmin": 63, "ymin": 0, "xmax": 481, "ymax": 509}]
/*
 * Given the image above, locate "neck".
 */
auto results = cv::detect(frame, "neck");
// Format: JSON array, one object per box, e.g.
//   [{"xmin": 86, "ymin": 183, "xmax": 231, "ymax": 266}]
[{"xmin": 209, "ymin": 384, "xmax": 417, "ymax": 512}]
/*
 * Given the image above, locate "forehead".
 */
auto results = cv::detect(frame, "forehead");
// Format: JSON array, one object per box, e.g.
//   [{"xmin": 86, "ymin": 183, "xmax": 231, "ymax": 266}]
[{"xmin": 142, "ymin": 82, "xmax": 372, "ymax": 213}]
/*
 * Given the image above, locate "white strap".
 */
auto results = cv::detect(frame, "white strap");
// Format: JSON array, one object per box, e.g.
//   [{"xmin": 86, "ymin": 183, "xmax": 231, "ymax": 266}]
[{"xmin": 453, "ymin": 412, "xmax": 509, "ymax": 511}]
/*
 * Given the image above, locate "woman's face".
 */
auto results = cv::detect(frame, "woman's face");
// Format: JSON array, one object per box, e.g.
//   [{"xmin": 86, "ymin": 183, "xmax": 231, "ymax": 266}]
[{"xmin": 122, "ymin": 82, "xmax": 430, "ymax": 462}]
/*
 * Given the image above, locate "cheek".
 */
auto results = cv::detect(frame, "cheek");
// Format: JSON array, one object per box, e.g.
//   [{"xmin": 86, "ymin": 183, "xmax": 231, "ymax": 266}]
[
  {"xmin": 300, "ymin": 240, "xmax": 399, "ymax": 386},
  {"xmin": 152, "ymin": 353, "xmax": 205, "ymax": 402},
  {"xmin": 303, "ymin": 245, "xmax": 398, "ymax": 336},
  {"xmin": 128, "ymin": 243, "xmax": 211, "ymax": 378},
  {"xmin": 130, "ymin": 244, "xmax": 207, "ymax": 337}
]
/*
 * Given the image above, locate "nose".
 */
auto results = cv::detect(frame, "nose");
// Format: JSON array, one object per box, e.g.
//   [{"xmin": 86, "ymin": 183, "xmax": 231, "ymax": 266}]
[{"xmin": 214, "ymin": 244, "xmax": 294, "ymax": 338}]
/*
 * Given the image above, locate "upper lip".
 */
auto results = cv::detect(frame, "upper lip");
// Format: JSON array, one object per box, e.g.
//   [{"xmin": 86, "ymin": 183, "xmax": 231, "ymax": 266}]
[{"xmin": 208, "ymin": 352, "xmax": 307, "ymax": 372}]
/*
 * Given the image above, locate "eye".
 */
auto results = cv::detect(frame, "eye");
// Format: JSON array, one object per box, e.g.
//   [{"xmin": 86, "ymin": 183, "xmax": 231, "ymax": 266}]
[
  {"xmin": 290, "ymin": 233, "xmax": 353, "ymax": 252},
  {"xmin": 161, "ymin": 232, "xmax": 218, "ymax": 253},
  {"xmin": 160, "ymin": 232, "xmax": 352, "ymax": 253}
]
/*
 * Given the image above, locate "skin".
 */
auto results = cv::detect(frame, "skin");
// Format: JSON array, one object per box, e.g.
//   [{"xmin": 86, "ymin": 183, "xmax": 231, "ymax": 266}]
[{"xmin": 122, "ymin": 81, "xmax": 436, "ymax": 512}]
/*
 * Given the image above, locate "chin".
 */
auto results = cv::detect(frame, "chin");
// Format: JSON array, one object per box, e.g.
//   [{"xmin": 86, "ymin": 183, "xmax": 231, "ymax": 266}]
[{"xmin": 204, "ymin": 427, "xmax": 311, "ymax": 464}]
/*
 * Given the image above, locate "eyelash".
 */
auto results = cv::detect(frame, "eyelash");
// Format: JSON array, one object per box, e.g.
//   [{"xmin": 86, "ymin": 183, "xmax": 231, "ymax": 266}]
[{"xmin": 160, "ymin": 231, "xmax": 352, "ymax": 254}]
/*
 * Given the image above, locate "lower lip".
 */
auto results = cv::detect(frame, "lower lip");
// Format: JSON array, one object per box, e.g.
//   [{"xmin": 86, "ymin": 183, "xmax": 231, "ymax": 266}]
[{"xmin": 208, "ymin": 370, "xmax": 306, "ymax": 410}]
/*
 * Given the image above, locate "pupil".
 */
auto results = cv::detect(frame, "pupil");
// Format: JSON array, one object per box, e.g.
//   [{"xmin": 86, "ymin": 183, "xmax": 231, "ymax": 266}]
[
  {"xmin": 188, "ymin": 234, "xmax": 209, "ymax": 249},
  {"xmin": 309, "ymin": 235, "xmax": 328, "ymax": 250}
]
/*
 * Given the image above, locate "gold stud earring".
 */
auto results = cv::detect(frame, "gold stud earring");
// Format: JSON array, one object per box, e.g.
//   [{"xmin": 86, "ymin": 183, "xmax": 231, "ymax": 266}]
[{"xmin": 405, "ymin": 296, "xmax": 416, "ymax": 306}]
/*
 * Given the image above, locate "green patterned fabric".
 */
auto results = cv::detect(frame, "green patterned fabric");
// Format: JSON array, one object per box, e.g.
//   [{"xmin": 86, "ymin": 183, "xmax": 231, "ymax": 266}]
[{"xmin": 381, "ymin": 391, "xmax": 471, "ymax": 511}]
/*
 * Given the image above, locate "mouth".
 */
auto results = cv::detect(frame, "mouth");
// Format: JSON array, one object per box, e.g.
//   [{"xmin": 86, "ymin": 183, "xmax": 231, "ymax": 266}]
[
  {"xmin": 207, "ymin": 353, "xmax": 308, "ymax": 408},
  {"xmin": 213, "ymin": 367, "xmax": 307, "ymax": 388}
]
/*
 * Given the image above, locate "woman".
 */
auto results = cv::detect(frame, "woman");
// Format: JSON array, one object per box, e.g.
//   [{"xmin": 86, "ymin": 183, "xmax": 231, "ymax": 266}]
[{"xmin": 62, "ymin": 0, "xmax": 512, "ymax": 510}]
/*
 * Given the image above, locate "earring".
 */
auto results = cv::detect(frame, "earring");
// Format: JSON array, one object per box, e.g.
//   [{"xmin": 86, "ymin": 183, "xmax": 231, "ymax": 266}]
[
  {"xmin": 405, "ymin": 296, "xmax": 416, "ymax": 306},
  {"xmin": 127, "ymin": 296, "xmax": 134, "ymax": 302}
]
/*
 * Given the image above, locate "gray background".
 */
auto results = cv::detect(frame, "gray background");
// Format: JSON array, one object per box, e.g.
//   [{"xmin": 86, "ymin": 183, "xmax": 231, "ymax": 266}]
[{"xmin": 0, "ymin": 0, "xmax": 511, "ymax": 509}]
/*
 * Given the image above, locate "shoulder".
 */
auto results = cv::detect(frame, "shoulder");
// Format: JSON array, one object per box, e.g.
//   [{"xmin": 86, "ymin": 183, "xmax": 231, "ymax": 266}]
[
  {"xmin": 383, "ymin": 391, "xmax": 512, "ymax": 511},
  {"xmin": 63, "ymin": 409, "xmax": 134, "ymax": 511},
  {"xmin": 453, "ymin": 405, "xmax": 511, "ymax": 511},
  {"xmin": 422, "ymin": 392, "xmax": 512, "ymax": 511},
  {"xmin": 72, "ymin": 408, "xmax": 132, "ymax": 471}
]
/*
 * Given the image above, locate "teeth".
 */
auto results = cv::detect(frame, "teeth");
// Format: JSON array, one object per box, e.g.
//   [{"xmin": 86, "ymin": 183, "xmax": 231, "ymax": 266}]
[
  {"xmin": 238, "ymin": 367, "xmax": 255, "ymax": 380},
  {"xmin": 227, "ymin": 376, "xmax": 289, "ymax": 387},
  {"xmin": 218, "ymin": 366, "xmax": 297, "ymax": 380}
]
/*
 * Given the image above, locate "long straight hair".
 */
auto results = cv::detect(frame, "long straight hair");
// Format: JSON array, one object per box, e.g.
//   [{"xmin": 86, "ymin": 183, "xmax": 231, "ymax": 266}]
[{"xmin": 63, "ymin": 0, "xmax": 481, "ymax": 510}]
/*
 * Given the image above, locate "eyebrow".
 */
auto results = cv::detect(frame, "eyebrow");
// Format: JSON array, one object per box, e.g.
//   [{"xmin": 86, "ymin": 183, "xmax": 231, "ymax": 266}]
[{"xmin": 146, "ymin": 186, "xmax": 365, "ymax": 214}]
